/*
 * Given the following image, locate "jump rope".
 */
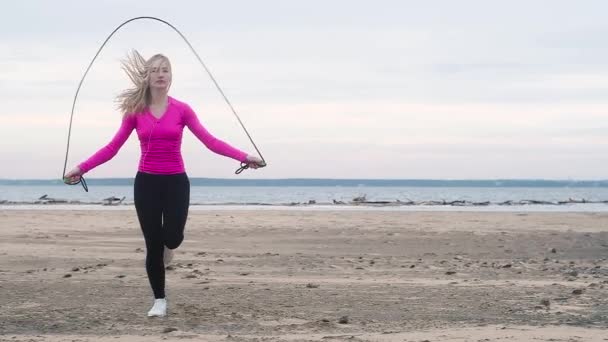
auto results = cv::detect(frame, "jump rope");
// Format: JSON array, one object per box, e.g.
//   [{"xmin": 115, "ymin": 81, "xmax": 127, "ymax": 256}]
[{"xmin": 62, "ymin": 16, "xmax": 267, "ymax": 192}]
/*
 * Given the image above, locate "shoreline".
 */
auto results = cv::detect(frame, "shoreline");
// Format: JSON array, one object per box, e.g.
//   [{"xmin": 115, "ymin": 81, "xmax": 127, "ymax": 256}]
[{"xmin": 2, "ymin": 202, "xmax": 608, "ymax": 212}]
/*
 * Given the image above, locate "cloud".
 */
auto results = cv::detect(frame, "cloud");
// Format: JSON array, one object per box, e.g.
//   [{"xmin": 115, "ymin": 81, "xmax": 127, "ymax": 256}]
[{"xmin": 3, "ymin": 0, "xmax": 608, "ymax": 178}]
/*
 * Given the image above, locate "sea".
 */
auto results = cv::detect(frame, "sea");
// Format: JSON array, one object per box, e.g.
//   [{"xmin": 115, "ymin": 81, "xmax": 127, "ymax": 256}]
[{"xmin": 1, "ymin": 178, "xmax": 608, "ymax": 212}]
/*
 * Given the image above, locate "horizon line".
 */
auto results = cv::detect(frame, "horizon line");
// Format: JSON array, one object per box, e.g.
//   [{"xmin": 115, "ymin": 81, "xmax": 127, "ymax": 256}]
[{"xmin": 2, "ymin": 177, "xmax": 608, "ymax": 182}]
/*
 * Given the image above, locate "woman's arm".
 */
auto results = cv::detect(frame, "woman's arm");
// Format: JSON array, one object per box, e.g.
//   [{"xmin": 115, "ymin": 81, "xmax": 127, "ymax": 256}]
[
  {"xmin": 78, "ymin": 115, "xmax": 136, "ymax": 174},
  {"xmin": 183, "ymin": 104, "xmax": 248, "ymax": 162}
]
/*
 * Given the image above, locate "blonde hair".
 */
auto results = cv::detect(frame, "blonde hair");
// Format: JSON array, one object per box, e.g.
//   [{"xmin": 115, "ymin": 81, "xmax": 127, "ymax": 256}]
[{"xmin": 116, "ymin": 50, "xmax": 171, "ymax": 116}]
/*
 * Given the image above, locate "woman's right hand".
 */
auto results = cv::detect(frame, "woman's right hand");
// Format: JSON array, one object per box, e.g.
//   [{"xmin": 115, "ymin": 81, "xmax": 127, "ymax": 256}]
[
  {"xmin": 63, "ymin": 166, "xmax": 83, "ymax": 184},
  {"xmin": 245, "ymin": 155, "xmax": 266, "ymax": 169}
]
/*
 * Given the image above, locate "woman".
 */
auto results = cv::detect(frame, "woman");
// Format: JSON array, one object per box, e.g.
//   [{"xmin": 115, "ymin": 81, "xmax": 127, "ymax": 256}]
[{"xmin": 63, "ymin": 51, "xmax": 264, "ymax": 317}]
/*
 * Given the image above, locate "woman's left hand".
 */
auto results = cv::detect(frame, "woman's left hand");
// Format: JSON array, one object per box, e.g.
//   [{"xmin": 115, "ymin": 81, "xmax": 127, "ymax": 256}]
[{"xmin": 246, "ymin": 155, "xmax": 265, "ymax": 169}]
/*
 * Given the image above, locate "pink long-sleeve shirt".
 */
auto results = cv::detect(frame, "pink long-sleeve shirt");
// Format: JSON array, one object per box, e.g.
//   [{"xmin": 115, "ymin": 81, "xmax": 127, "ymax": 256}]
[{"xmin": 78, "ymin": 96, "xmax": 248, "ymax": 175}]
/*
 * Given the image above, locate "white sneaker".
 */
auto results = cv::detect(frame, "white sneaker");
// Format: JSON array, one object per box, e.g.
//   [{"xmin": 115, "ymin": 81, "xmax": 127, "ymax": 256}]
[
  {"xmin": 164, "ymin": 246, "xmax": 174, "ymax": 266},
  {"xmin": 147, "ymin": 298, "xmax": 167, "ymax": 317}
]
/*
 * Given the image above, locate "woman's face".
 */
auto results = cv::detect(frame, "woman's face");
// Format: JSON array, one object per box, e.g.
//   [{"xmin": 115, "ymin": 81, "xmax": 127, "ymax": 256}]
[{"xmin": 148, "ymin": 58, "xmax": 172, "ymax": 91}]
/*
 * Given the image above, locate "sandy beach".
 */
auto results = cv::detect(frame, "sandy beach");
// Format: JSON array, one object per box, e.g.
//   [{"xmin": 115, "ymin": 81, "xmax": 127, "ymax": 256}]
[{"xmin": 1, "ymin": 209, "xmax": 607, "ymax": 341}]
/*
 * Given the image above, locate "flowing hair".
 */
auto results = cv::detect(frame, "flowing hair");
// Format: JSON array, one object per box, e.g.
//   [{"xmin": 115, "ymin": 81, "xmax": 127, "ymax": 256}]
[{"xmin": 116, "ymin": 50, "xmax": 171, "ymax": 116}]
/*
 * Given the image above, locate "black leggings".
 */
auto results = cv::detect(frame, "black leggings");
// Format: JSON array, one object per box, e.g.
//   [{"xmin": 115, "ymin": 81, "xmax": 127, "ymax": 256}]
[{"xmin": 134, "ymin": 171, "xmax": 190, "ymax": 299}]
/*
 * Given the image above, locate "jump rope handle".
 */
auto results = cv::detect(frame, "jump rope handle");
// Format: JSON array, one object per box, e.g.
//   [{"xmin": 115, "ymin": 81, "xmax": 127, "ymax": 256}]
[
  {"xmin": 235, "ymin": 160, "xmax": 267, "ymax": 175},
  {"xmin": 63, "ymin": 175, "xmax": 89, "ymax": 192}
]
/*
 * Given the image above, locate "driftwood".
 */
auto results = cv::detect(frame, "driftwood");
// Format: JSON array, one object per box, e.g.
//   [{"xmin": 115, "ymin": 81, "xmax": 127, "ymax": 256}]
[
  {"xmin": 102, "ymin": 196, "xmax": 126, "ymax": 206},
  {"xmin": 352, "ymin": 195, "xmax": 367, "ymax": 203},
  {"xmin": 36, "ymin": 194, "xmax": 68, "ymax": 204},
  {"xmin": 519, "ymin": 199, "xmax": 556, "ymax": 205},
  {"xmin": 473, "ymin": 201, "xmax": 490, "ymax": 206},
  {"xmin": 558, "ymin": 198, "xmax": 588, "ymax": 204},
  {"xmin": 323, "ymin": 197, "xmax": 607, "ymax": 207},
  {"xmin": 351, "ymin": 200, "xmax": 393, "ymax": 205},
  {"xmin": 9, "ymin": 194, "xmax": 608, "ymax": 207}
]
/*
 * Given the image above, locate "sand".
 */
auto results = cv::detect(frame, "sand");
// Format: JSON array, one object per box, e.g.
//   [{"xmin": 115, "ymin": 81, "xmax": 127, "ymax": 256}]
[{"xmin": 0, "ymin": 209, "xmax": 607, "ymax": 341}]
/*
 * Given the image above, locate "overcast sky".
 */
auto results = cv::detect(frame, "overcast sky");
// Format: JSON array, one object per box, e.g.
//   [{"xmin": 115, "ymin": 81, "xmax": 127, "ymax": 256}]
[{"xmin": 2, "ymin": 0, "xmax": 608, "ymax": 179}]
